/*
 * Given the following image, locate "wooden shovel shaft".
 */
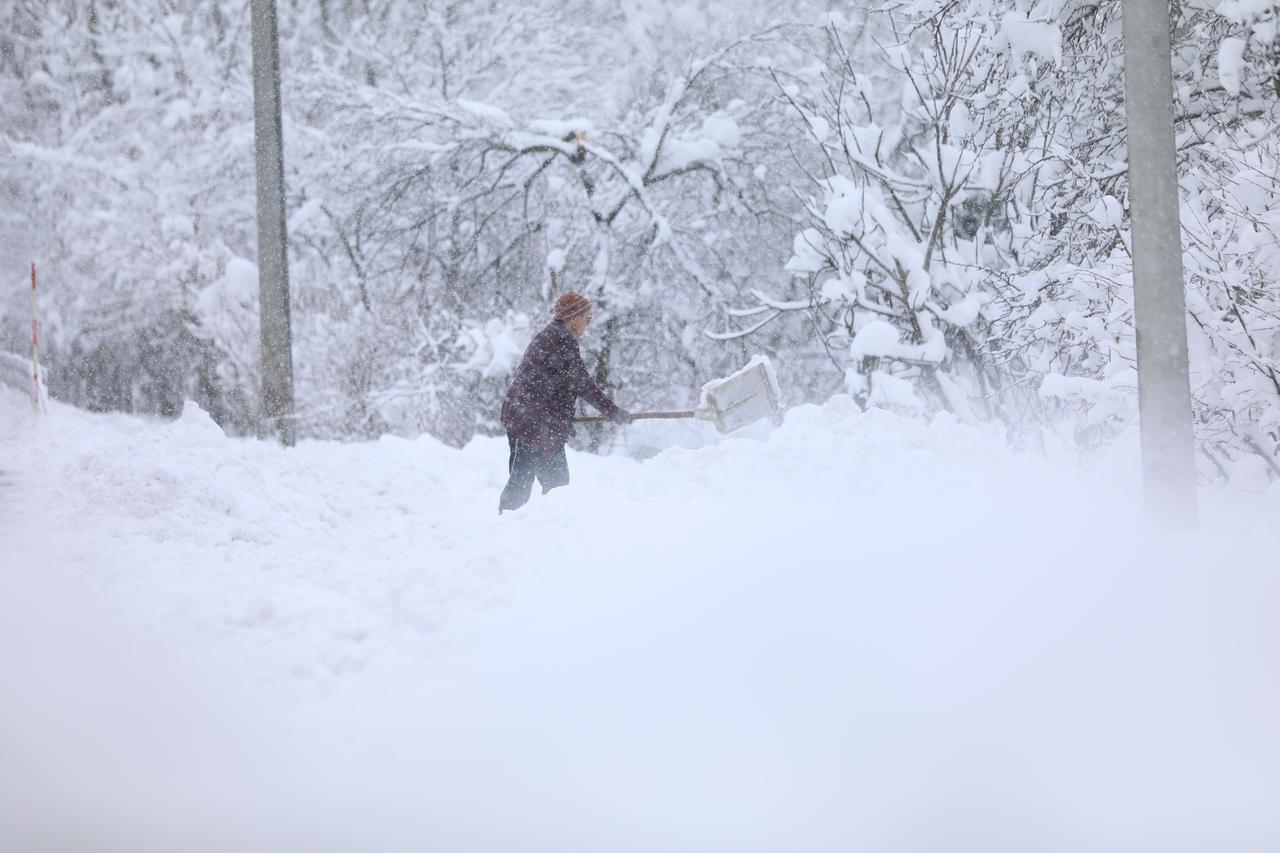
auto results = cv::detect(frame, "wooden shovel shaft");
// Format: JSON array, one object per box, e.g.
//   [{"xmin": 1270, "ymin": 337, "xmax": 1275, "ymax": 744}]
[{"xmin": 573, "ymin": 411, "xmax": 696, "ymax": 424}]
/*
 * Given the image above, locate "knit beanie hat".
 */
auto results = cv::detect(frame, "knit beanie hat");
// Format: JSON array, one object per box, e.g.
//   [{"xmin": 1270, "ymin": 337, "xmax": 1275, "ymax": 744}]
[{"xmin": 553, "ymin": 291, "xmax": 592, "ymax": 322}]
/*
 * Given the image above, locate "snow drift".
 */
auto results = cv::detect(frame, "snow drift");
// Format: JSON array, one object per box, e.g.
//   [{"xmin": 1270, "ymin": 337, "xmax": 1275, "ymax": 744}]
[{"xmin": 1, "ymin": 389, "xmax": 1277, "ymax": 853}]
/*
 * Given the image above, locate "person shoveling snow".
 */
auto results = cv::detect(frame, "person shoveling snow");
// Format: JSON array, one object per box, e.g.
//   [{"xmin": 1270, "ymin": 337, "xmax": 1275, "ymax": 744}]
[
  {"xmin": 499, "ymin": 292, "xmax": 630, "ymax": 513},
  {"xmin": 499, "ymin": 295, "xmax": 783, "ymax": 513}
]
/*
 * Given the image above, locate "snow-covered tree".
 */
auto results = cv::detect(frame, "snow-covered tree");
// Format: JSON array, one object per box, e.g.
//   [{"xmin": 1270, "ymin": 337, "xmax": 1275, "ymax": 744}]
[
  {"xmin": 3, "ymin": 0, "xmax": 1274, "ymax": 479},
  {"xmin": 729, "ymin": 0, "xmax": 1279, "ymax": 479}
]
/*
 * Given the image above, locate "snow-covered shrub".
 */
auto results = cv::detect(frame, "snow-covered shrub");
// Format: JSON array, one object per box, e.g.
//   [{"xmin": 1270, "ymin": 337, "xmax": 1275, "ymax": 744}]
[
  {"xmin": 0, "ymin": 0, "xmax": 813, "ymax": 443},
  {"xmin": 726, "ymin": 1, "xmax": 1279, "ymax": 478}
]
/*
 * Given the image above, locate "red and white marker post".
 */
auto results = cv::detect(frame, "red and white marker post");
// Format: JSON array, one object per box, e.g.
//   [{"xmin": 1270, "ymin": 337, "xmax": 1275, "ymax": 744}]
[{"xmin": 31, "ymin": 262, "xmax": 43, "ymax": 414}]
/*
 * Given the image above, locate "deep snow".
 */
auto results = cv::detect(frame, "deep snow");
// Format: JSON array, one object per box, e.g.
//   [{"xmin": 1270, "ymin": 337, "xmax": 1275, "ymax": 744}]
[{"xmin": 1, "ymin": 388, "xmax": 1277, "ymax": 853}]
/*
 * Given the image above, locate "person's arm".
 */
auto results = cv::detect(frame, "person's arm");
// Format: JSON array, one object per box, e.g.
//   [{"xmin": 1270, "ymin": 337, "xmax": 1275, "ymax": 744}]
[{"xmin": 565, "ymin": 339, "xmax": 625, "ymax": 420}]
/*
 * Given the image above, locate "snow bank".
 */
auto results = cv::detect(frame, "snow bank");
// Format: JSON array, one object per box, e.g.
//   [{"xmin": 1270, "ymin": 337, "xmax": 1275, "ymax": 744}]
[{"xmin": 1, "ymin": 388, "xmax": 1277, "ymax": 853}]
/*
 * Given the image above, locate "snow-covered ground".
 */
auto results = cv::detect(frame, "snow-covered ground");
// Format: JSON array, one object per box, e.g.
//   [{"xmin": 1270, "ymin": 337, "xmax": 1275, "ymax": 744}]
[{"xmin": 1, "ymin": 388, "xmax": 1277, "ymax": 853}]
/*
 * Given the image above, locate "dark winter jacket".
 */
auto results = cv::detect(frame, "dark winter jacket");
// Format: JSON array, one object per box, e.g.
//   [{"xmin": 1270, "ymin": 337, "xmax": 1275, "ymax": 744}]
[{"xmin": 501, "ymin": 320, "xmax": 619, "ymax": 454}]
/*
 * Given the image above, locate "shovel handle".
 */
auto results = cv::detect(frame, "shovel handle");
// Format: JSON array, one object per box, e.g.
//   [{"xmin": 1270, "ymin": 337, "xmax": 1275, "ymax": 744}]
[{"xmin": 573, "ymin": 411, "xmax": 697, "ymax": 424}]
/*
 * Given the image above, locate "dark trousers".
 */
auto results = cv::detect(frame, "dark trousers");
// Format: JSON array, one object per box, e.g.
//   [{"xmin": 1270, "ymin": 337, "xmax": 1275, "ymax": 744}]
[{"xmin": 499, "ymin": 434, "xmax": 570, "ymax": 512}]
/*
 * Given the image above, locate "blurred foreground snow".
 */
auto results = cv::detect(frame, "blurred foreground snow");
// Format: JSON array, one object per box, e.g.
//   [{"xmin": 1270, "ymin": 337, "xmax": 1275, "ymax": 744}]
[{"xmin": 1, "ymin": 389, "xmax": 1277, "ymax": 853}]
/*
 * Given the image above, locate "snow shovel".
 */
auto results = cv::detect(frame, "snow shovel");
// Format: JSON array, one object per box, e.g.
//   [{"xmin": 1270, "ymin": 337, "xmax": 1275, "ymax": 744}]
[{"xmin": 574, "ymin": 359, "xmax": 781, "ymax": 434}]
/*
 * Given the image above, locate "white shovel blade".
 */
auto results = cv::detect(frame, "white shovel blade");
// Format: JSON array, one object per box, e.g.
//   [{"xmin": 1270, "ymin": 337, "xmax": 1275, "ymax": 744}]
[{"xmin": 702, "ymin": 361, "xmax": 780, "ymax": 433}]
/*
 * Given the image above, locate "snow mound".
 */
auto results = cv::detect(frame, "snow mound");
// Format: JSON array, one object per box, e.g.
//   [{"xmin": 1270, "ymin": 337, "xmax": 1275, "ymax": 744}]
[{"xmin": 1, "ymin": 388, "xmax": 1277, "ymax": 853}]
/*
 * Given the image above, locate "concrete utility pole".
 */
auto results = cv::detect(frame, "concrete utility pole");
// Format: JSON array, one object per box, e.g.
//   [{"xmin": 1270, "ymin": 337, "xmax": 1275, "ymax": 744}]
[
  {"xmin": 250, "ymin": 0, "xmax": 296, "ymax": 446},
  {"xmin": 1121, "ymin": 0, "xmax": 1198, "ymax": 525}
]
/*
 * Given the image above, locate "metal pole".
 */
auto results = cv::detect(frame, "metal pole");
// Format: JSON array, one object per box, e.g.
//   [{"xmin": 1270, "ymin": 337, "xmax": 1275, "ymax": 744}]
[
  {"xmin": 1121, "ymin": 0, "xmax": 1198, "ymax": 525},
  {"xmin": 250, "ymin": 0, "xmax": 296, "ymax": 446}
]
